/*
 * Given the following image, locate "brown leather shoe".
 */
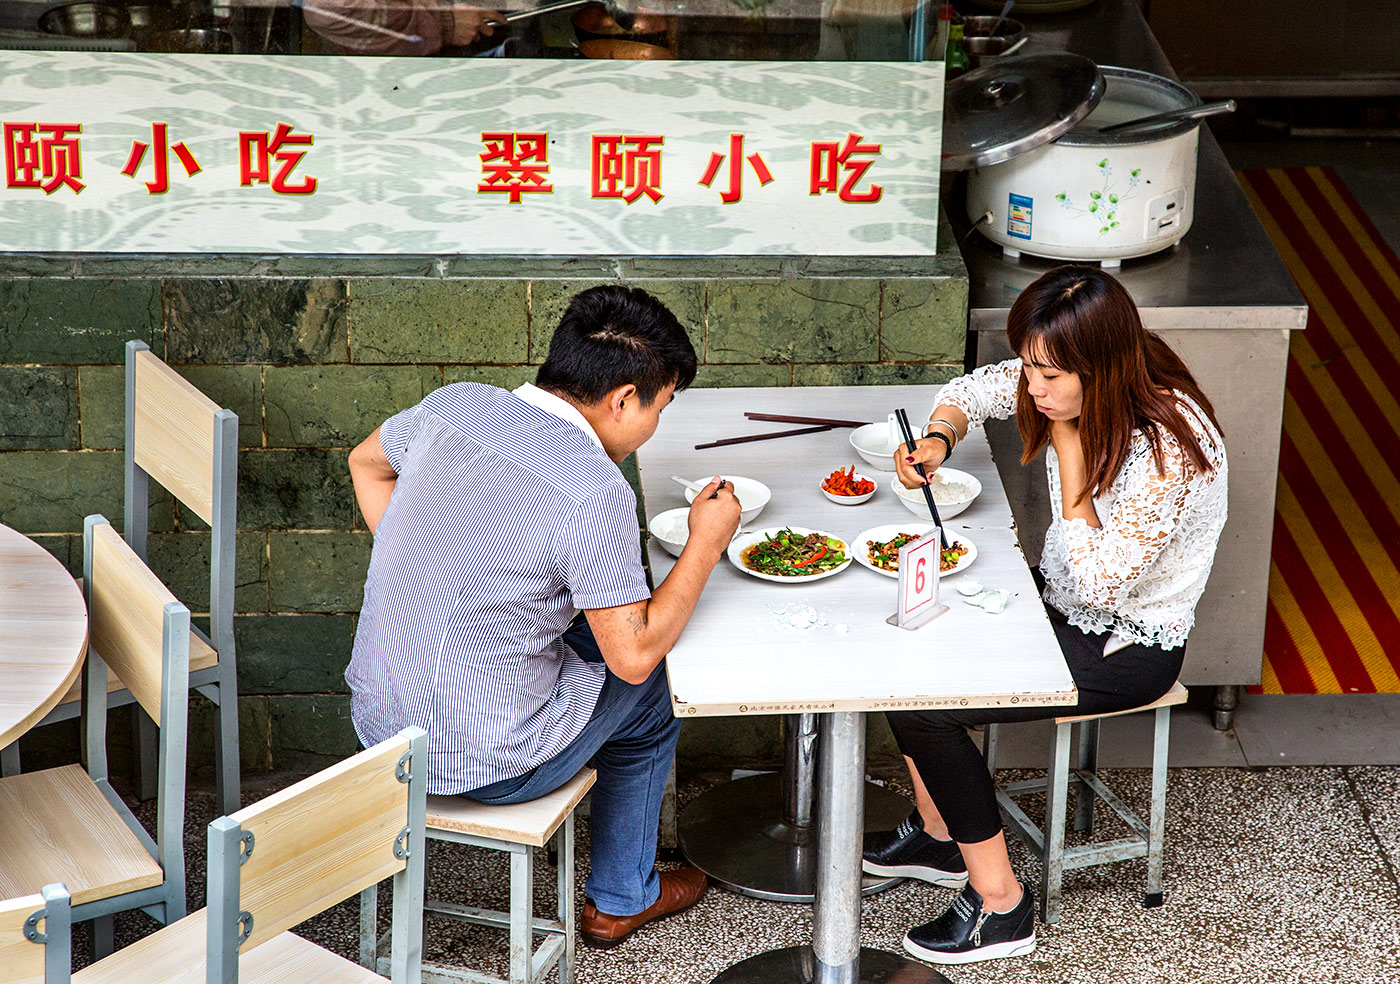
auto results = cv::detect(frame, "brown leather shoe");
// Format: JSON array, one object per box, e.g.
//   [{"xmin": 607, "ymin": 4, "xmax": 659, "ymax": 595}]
[{"xmin": 580, "ymin": 867, "xmax": 709, "ymax": 949}]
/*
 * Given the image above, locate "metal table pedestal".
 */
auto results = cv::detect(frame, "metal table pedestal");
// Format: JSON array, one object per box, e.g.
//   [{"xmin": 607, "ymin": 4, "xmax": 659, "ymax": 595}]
[
  {"xmin": 712, "ymin": 714, "xmax": 947, "ymax": 984},
  {"xmin": 678, "ymin": 714, "xmax": 910, "ymax": 903}
]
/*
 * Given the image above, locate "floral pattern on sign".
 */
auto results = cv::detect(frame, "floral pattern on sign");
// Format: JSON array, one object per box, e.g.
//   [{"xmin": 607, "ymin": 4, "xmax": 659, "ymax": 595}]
[{"xmin": 1055, "ymin": 159, "xmax": 1143, "ymax": 236}]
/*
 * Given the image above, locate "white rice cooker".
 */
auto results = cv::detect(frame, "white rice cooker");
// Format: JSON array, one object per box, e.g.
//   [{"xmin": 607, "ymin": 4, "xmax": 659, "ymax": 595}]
[{"xmin": 944, "ymin": 54, "xmax": 1226, "ymax": 266}]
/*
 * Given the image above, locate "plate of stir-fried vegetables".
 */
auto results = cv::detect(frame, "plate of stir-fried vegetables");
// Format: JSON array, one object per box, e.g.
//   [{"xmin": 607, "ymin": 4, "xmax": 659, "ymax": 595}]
[
  {"xmin": 728, "ymin": 526, "xmax": 852, "ymax": 583},
  {"xmin": 851, "ymin": 524, "xmax": 978, "ymax": 579}
]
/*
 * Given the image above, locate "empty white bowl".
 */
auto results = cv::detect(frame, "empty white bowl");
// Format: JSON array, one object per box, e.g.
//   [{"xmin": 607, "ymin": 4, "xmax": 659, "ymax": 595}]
[
  {"xmin": 683, "ymin": 475, "xmax": 771, "ymax": 525},
  {"xmin": 647, "ymin": 507, "xmax": 690, "ymax": 557},
  {"xmin": 850, "ymin": 422, "xmax": 903, "ymax": 471},
  {"xmin": 890, "ymin": 467, "xmax": 983, "ymax": 520},
  {"xmin": 820, "ymin": 470, "xmax": 876, "ymax": 505}
]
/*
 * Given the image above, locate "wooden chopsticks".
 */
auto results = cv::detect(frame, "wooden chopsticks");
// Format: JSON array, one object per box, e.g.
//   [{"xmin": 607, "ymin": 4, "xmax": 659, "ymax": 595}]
[
  {"xmin": 743, "ymin": 412, "xmax": 871, "ymax": 428},
  {"xmin": 692, "ymin": 412, "xmax": 872, "ymax": 451}
]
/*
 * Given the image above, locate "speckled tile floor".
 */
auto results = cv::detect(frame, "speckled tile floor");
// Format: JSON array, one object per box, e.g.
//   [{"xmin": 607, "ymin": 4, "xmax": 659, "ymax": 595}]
[{"xmin": 88, "ymin": 758, "xmax": 1400, "ymax": 984}]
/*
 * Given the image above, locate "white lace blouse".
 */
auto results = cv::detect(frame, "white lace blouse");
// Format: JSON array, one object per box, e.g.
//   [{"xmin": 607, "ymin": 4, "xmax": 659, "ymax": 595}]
[{"xmin": 936, "ymin": 359, "xmax": 1228, "ymax": 652}]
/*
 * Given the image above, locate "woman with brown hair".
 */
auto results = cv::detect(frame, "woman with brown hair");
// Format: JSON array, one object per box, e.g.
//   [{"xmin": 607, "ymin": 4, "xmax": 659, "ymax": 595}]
[{"xmin": 864, "ymin": 264, "xmax": 1229, "ymax": 965}]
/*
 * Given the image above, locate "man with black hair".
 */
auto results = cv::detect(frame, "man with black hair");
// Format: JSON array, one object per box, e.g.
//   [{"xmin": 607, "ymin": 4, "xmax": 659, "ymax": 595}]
[{"xmin": 346, "ymin": 286, "xmax": 739, "ymax": 947}]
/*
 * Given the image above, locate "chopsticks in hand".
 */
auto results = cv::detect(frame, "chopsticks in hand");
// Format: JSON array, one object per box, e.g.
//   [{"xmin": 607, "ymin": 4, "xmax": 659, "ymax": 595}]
[
  {"xmin": 894, "ymin": 408, "xmax": 950, "ymax": 550},
  {"xmin": 709, "ymin": 478, "xmax": 727, "ymax": 499}
]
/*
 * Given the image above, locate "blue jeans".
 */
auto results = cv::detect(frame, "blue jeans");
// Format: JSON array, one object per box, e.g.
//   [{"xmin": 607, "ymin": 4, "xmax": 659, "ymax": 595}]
[{"xmin": 460, "ymin": 622, "xmax": 680, "ymax": 917}]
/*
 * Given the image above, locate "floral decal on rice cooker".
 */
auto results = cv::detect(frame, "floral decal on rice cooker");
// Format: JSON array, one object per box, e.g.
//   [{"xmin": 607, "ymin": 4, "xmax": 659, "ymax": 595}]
[{"xmin": 1055, "ymin": 158, "xmax": 1145, "ymax": 236}]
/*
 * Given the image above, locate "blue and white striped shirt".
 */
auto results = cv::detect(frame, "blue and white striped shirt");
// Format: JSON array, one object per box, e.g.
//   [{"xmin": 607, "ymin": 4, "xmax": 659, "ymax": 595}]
[{"xmin": 346, "ymin": 382, "xmax": 651, "ymax": 794}]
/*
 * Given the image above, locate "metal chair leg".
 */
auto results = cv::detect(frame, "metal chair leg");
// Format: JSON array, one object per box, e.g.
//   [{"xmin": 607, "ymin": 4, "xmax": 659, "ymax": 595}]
[
  {"xmin": 1073, "ymin": 719, "xmax": 1100, "ymax": 834},
  {"xmin": 135, "ymin": 711, "xmax": 159, "ymax": 802},
  {"xmin": 359, "ymin": 882, "xmax": 379, "ymax": 970},
  {"xmin": 558, "ymin": 817, "xmax": 576, "ymax": 984},
  {"xmin": 1040, "ymin": 722, "xmax": 1072, "ymax": 925},
  {"xmin": 1145, "ymin": 706, "xmax": 1171, "ymax": 908},
  {"xmin": 214, "ymin": 679, "xmax": 242, "ymax": 815},
  {"xmin": 659, "ymin": 757, "xmax": 678, "ymax": 851},
  {"xmin": 509, "ymin": 844, "xmax": 534, "ymax": 984},
  {"xmin": 91, "ymin": 914, "xmax": 115, "ymax": 960},
  {"xmin": 982, "ymin": 722, "xmax": 999, "ymax": 775}
]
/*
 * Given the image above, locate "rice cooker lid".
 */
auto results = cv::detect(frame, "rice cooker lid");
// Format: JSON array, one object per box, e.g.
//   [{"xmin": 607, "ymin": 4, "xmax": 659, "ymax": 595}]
[{"xmin": 942, "ymin": 53, "xmax": 1105, "ymax": 171}]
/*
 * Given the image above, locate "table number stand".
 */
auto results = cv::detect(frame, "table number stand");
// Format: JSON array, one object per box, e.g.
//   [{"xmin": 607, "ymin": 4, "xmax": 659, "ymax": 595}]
[{"xmin": 886, "ymin": 530, "xmax": 948, "ymax": 630}]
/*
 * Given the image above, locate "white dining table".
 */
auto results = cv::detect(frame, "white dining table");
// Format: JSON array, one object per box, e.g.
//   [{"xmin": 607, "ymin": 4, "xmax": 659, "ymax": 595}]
[
  {"xmin": 638, "ymin": 385, "xmax": 1077, "ymax": 984},
  {"xmin": 0, "ymin": 524, "xmax": 89, "ymax": 753}
]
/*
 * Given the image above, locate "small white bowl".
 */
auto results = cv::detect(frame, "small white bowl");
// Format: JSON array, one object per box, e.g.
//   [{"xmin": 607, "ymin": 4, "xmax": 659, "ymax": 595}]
[
  {"xmin": 683, "ymin": 475, "xmax": 771, "ymax": 525},
  {"xmin": 647, "ymin": 507, "xmax": 690, "ymax": 557},
  {"xmin": 820, "ymin": 471, "xmax": 876, "ymax": 505},
  {"xmin": 890, "ymin": 467, "xmax": 983, "ymax": 520},
  {"xmin": 850, "ymin": 422, "xmax": 903, "ymax": 472}
]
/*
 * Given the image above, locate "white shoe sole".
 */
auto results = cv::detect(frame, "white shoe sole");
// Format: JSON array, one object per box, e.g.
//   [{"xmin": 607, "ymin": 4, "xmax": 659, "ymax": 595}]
[
  {"xmin": 902, "ymin": 932, "xmax": 1036, "ymax": 965},
  {"xmin": 861, "ymin": 859, "xmax": 969, "ymax": 889}
]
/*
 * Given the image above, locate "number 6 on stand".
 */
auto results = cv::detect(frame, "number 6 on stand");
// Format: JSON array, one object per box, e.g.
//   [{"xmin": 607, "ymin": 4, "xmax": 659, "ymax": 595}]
[{"xmin": 886, "ymin": 528, "xmax": 949, "ymax": 630}]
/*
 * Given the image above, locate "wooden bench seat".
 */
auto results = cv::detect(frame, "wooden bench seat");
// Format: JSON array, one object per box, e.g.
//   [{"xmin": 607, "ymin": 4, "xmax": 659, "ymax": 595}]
[
  {"xmin": 1054, "ymin": 681, "xmax": 1188, "ymax": 724},
  {"xmin": 426, "ymin": 767, "xmax": 595, "ymax": 846},
  {"xmin": 0, "ymin": 765, "xmax": 162, "ymax": 907},
  {"xmin": 72, "ymin": 910, "xmax": 385, "ymax": 984}
]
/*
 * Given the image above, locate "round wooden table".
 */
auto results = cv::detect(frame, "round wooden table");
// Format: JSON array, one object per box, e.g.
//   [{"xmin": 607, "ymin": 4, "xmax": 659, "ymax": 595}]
[{"xmin": 0, "ymin": 525, "xmax": 89, "ymax": 748}]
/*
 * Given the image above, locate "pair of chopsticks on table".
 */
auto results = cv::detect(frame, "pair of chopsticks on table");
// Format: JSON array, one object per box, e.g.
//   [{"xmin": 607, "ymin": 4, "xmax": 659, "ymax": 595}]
[{"xmin": 693, "ymin": 413, "xmax": 869, "ymax": 451}]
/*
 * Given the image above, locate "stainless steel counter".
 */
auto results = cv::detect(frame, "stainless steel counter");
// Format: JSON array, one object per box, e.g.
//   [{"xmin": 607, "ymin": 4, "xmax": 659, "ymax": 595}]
[{"xmin": 956, "ymin": 0, "xmax": 1306, "ymax": 721}]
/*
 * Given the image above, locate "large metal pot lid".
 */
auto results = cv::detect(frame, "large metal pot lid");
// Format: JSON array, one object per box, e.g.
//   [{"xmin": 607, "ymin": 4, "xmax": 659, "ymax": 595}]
[{"xmin": 942, "ymin": 53, "xmax": 1105, "ymax": 171}]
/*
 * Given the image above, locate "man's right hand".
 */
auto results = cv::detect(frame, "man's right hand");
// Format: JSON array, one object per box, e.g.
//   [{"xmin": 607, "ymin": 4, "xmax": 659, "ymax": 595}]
[
  {"xmin": 893, "ymin": 439, "xmax": 947, "ymax": 490},
  {"xmin": 685, "ymin": 477, "xmax": 741, "ymax": 558}
]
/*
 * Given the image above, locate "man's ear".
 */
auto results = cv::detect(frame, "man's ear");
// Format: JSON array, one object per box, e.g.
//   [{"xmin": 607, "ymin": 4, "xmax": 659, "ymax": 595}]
[{"xmin": 610, "ymin": 383, "xmax": 638, "ymax": 418}]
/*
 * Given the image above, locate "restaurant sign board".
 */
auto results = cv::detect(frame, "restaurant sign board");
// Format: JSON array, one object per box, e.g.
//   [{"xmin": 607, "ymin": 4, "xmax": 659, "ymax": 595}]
[{"xmin": 0, "ymin": 52, "xmax": 943, "ymax": 256}]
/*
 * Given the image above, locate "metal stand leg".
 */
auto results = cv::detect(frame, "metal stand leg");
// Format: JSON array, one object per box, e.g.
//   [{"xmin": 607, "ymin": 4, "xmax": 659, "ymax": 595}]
[
  {"xmin": 135, "ymin": 711, "xmax": 158, "ymax": 802},
  {"xmin": 510, "ymin": 845, "xmax": 534, "ymax": 984},
  {"xmin": 1145, "ymin": 707, "xmax": 1171, "ymax": 908},
  {"xmin": 678, "ymin": 714, "xmax": 908, "ymax": 902},
  {"xmin": 558, "ymin": 817, "xmax": 576, "ymax": 984},
  {"xmin": 1040, "ymin": 722, "xmax": 1072, "ymax": 925},
  {"xmin": 359, "ymin": 883, "xmax": 378, "ymax": 970},
  {"xmin": 91, "ymin": 915, "xmax": 114, "ymax": 960},
  {"xmin": 813, "ymin": 713, "xmax": 863, "ymax": 983},
  {"xmin": 1073, "ymin": 720, "xmax": 1100, "ymax": 834},
  {"xmin": 711, "ymin": 713, "xmax": 949, "ymax": 984},
  {"xmin": 0, "ymin": 741, "xmax": 19, "ymax": 776},
  {"xmin": 1213, "ymin": 685, "xmax": 1240, "ymax": 731}
]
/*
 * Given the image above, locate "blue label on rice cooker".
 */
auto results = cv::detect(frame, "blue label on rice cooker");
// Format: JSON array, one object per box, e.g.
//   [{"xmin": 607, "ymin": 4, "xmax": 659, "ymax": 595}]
[{"xmin": 1007, "ymin": 194, "xmax": 1033, "ymax": 240}]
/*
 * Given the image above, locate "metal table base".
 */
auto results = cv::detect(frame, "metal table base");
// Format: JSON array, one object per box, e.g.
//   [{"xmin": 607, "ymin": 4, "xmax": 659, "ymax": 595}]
[
  {"xmin": 710, "ymin": 714, "xmax": 947, "ymax": 984},
  {"xmin": 677, "ymin": 771, "xmax": 911, "ymax": 903},
  {"xmin": 678, "ymin": 713, "xmax": 911, "ymax": 903},
  {"xmin": 712, "ymin": 946, "xmax": 950, "ymax": 984}
]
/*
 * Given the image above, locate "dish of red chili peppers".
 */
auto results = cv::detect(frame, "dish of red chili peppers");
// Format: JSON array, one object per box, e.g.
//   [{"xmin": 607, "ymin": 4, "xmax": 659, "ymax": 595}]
[{"xmin": 727, "ymin": 527, "xmax": 852, "ymax": 583}]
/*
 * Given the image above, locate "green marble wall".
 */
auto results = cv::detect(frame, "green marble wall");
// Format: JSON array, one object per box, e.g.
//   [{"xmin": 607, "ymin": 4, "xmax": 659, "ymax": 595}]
[{"xmin": 3, "ymin": 233, "xmax": 967, "ymax": 776}]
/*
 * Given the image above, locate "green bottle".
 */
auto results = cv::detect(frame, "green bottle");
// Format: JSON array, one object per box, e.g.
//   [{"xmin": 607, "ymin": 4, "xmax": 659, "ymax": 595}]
[{"xmin": 946, "ymin": 17, "xmax": 969, "ymax": 77}]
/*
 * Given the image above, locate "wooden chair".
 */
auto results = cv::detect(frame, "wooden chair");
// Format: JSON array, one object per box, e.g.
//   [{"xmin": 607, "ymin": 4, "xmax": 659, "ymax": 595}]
[
  {"xmin": 984, "ymin": 681, "xmax": 1189, "ymax": 923},
  {"xmin": 0, "ymin": 516, "xmax": 189, "ymax": 955},
  {"xmin": 366, "ymin": 767, "xmax": 595, "ymax": 984},
  {"xmin": 69, "ymin": 727, "xmax": 428, "ymax": 984},
  {"xmin": 1, "ymin": 884, "xmax": 72, "ymax": 984},
  {"xmin": 1, "ymin": 340, "xmax": 240, "ymax": 816}
]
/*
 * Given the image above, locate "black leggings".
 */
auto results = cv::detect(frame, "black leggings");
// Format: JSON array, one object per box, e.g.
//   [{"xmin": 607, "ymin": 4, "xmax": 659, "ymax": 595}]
[{"xmin": 885, "ymin": 603, "xmax": 1184, "ymax": 845}]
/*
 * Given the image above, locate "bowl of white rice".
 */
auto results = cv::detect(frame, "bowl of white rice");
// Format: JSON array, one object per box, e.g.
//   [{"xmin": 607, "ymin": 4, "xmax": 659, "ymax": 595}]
[
  {"xmin": 648, "ymin": 507, "xmax": 691, "ymax": 557},
  {"xmin": 890, "ymin": 468, "xmax": 982, "ymax": 520}
]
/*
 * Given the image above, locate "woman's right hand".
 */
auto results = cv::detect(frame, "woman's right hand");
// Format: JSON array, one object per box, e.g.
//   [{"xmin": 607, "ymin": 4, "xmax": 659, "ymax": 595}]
[{"xmin": 893, "ymin": 438, "xmax": 947, "ymax": 489}]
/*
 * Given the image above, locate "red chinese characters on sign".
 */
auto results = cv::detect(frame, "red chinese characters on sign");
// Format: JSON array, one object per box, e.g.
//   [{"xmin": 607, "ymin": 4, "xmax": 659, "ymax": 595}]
[
  {"xmin": 122, "ymin": 123, "xmax": 201, "ymax": 194},
  {"xmin": 698, "ymin": 134, "xmax": 773, "ymax": 204},
  {"xmin": 810, "ymin": 133, "xmax": 882, "ymax": 203},
  {"xmin": 592, "ymin": 135, "xmax": 663, "ymax": 204},
  {"xmin": 479, "ymin": 132, "xmax": 553, "ymax": 203},
  {"xmin": 239, "ymin": 122, "xmax": 317, "ymax": 195},
  {"xmin": 4, "ymin": 122, "xmax": 84, "ymax": 194}
]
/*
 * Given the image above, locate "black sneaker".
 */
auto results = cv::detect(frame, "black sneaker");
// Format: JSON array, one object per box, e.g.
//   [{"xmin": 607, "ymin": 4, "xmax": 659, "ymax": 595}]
[
  {"xmin": 903, "ymin": 882, "xmax": 1036, "ymax": 965},
  {"xmin": 861, "ymin": 811, "xmax": 968, "ymax": 888}
]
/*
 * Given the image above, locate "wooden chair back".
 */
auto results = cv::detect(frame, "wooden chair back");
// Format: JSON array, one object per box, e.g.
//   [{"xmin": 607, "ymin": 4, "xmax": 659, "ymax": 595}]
[
  {"xmin": 0, "ymin": 885, "xmax": 71, "ymax": 984},
  {"xmin": 87, "ymin": 520, "xmax": 187, "ymax": 725},
  {"xmin": 130, "ymin": 346, "xmax": 223, "ymax": 527},
  {"xmin": 206, "ymin": 728, "xmax": 427, "ymax": 981}
]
